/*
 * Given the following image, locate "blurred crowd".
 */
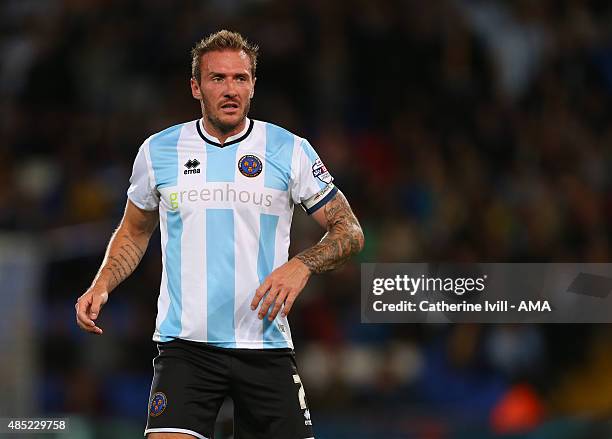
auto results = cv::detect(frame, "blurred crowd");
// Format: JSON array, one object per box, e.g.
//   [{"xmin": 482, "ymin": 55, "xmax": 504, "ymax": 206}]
[{"xmin": 2, "ymin": 0, "xmax": 612, "ymax": 437}]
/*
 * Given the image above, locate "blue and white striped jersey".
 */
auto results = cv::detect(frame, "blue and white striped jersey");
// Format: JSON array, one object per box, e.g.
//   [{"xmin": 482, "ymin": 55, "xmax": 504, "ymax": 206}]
[{"xmin": 127, "ymin": 118, "xmax": 336, "ymax": 349}]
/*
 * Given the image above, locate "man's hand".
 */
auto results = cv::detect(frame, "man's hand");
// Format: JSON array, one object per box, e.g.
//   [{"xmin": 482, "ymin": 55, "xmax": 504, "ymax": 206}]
[
  {"xmin": 74, "ymin": 200, "xmax": 157, "ymax": 335},
  {"xmin": 251, "ymin": 258, "xmax": 312, "ymax": 320},
  {"xmin": 75, "ymin": 287, "xmax": 109, "ymax": 335}
]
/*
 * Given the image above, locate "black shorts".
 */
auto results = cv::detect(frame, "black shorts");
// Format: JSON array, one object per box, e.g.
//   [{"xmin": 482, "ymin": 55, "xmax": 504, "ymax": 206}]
[{"xmin": 144, "ymin": 338, "xmax": 315, "ymax": 439}]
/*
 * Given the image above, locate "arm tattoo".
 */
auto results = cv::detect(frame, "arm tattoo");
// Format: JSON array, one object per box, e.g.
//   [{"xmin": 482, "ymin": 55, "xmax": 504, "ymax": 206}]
[
  {"xmin": 123, "ymin": 234, "xmax": 145, "ymax": 259},
  {"xmin": 296, "ymin": 191, "xmax": 364, "ymax": 274},
  {"xmin": 103, "ymin": 234, "xmax": 147, "ymax": 290}
]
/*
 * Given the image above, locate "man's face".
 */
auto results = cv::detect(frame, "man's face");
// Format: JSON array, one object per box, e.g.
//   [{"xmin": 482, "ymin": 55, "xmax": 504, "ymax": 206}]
[{"xmin": 191, "ymin": 50, "xmax": 255, "ymax": 134}]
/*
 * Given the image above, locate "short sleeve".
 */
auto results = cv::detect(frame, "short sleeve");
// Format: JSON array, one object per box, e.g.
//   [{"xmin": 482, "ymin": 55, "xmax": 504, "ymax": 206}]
[
  {"xmin": 127, "ymin": 142, "xmax": 160, "ymax": 210},
  {"xmin": 291, "ymin": 139, "xmax": 338, "ymax": 215}
]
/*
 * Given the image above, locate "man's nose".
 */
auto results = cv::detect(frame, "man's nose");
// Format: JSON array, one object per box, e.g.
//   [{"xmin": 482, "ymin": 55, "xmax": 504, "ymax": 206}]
[{"xmin": 223, "ymin": 82, "xmax": 238, "ymax": 97}]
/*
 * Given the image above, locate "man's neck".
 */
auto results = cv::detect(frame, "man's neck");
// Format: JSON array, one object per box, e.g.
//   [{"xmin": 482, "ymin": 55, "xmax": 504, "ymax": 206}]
[{"xmin": 202, "ymin": 117, "xmax": 246, "ymax": 145}]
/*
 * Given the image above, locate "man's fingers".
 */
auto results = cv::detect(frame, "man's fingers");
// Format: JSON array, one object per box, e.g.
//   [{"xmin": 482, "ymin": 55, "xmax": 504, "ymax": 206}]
[
  {"xmin": 76, "ymin": 296, "xmax": 95, "ymax": 327},
  {"xmin": 257, "ymin": 288, "xmax": 279, "ymax": 320},
  {"xmin": 282, "ymin": 292, "xmax": 297, "ymax": 317},
  {"xmin": 90, "ymin": 292, "xmax": 108, "ymax": 319},
  {"xmin": 268, "ymin": 290, "xmax": 288, "ymax": 321},
  {"xmin": 75, "ymin": 310, "xmax": 103, "ymax": 334},
  {"xmin": 251, "ymin": 278, "xmax": 272, "ymax": 310},
  {"xmin": 76, "ymin": 293, "xmax": 105, "ymax": 335},
  {"xmin": 76, "ymin": 318, "xmax": 103, "ymax": 334}
]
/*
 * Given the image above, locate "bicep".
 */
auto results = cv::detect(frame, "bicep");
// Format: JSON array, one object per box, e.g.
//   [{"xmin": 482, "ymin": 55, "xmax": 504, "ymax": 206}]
[
  {"xmin": 310, "ymin": 204, "xmax": 328, "ymax": 229},
  {"xmin": 122, "ymin": 199, "xmax": 159, "ymax": 237},
  {"xmin": 309, "ymin": 190, "xmax": 360, "ymax": 231}
]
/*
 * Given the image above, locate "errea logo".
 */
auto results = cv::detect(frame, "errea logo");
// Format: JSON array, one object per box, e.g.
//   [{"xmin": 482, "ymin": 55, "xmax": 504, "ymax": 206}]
[{"xmin": 184, "ymin": 159, "xmax": 200, "ymax": 175}]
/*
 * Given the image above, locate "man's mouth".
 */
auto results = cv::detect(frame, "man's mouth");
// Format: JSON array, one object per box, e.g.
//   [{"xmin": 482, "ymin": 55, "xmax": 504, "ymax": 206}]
[{"xmin": 221, "ymin": 102, "xmax": 240, "ymax": 110}]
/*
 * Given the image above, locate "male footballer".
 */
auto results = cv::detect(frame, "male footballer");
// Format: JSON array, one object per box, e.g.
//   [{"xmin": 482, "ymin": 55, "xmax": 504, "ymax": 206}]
[{"xmin": 75, "ymin": 30, "xmax": 364, "ymax": 439}]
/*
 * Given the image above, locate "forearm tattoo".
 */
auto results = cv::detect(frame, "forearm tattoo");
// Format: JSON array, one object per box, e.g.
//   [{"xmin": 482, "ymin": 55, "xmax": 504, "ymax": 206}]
[
  {"xmin": 104, "ymin": 234, "xmax": 146, "ymax": 289},
  {"xmin": 296, "ymin": 191, "xmax": 364, "ymax": 274}
]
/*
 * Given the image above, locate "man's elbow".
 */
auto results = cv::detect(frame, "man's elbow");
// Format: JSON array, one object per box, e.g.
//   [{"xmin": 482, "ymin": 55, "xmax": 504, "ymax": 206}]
[{"xmin": 352, "ymin": 224, "xmax": 365, "ymax": 254}]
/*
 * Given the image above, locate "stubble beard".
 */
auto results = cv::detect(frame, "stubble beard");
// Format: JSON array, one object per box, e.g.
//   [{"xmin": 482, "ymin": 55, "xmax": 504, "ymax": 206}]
[{"xmin": 202, "ymin": 97, "xmax": 251, "ymax": 136}]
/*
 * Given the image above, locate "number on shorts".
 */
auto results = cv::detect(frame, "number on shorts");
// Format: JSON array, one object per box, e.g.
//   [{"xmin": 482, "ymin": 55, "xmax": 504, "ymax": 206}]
[{"xmin": 293, "ymin": 374, "xmax": 307, "ymax": 409}]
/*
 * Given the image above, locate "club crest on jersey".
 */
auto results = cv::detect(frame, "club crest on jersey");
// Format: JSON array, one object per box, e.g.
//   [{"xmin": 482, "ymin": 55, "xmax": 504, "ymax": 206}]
[
  {"xmin": 238, "ymin": 154, "xmax": 262, "ymax": 177},
  {"xmin": 312, "ymin": 158, "xmax": 332, "ymax": 184},
  {"xmin": 149, "ymin": 392, "xmax": 167, "ymax": 417}
]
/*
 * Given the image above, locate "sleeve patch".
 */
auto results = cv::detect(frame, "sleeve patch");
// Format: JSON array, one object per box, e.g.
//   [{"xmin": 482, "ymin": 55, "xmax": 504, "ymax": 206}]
[{"xmin": 312, "ymin": 158, "xmax": 333, "ymax": 185}]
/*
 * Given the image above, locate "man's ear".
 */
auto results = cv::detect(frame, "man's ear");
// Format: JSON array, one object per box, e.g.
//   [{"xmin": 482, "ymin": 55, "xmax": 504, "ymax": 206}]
[{"xmin": 190, "ymin": 78, "xmax": 202, "ymax": 100}]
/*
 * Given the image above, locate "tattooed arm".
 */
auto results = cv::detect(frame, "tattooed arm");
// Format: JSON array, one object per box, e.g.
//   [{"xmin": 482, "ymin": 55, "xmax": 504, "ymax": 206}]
[
  {"xmin": 296, "ymin": 190, "xmax": 364, "ymax": 273},
  {"xmin": 76, "ymin": 200, "xmax": 158, "ymax": 334},
  {"xmin": 251, "ymin": 190, "xmax": 364, "ymax": 321}
]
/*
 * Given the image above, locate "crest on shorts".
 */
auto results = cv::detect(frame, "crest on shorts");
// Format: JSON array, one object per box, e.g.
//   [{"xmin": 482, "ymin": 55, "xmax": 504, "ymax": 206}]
[
  {"xmin": 238, "ymin": 154, "xmax": 262, "ymax": 177},
  {"xmin": 312, "ymin": 159, "xmax": 332, "ymax": 184},
  {"xmin": 149, "ymin": 392, "xmax": 167, "ymax": 417}
]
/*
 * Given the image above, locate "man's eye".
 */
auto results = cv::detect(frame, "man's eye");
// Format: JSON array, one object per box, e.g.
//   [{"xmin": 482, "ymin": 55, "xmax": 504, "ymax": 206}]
[
  {"xmin": 236, "ymin": 76, "xmax": 247, "ymax": 82},
  {"xmin": 212, "ymin": 77, "xmax": 223, "ymax": 82}
]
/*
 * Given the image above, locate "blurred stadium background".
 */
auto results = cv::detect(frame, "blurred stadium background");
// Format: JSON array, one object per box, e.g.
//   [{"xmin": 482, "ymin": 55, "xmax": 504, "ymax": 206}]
[{"xmin": 1, "ymin": 0, "xmax": 612, "ymax": 438}]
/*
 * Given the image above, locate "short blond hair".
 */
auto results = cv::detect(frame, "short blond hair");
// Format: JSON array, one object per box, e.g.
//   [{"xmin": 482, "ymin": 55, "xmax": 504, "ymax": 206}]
[{"xmin": 191, "ymin": 30, "xmax": 259, "ymax": 82}]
